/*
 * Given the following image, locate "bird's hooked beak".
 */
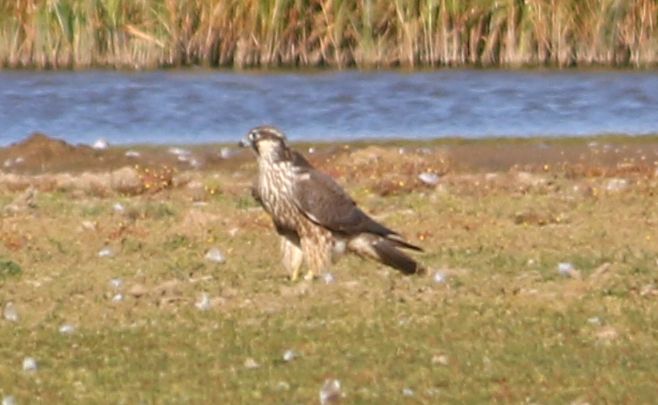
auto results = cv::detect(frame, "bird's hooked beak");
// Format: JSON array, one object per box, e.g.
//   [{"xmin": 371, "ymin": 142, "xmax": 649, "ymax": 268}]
[{"xmin": 238, "ymin": 136, "xmax": 250, "ymax": 148}]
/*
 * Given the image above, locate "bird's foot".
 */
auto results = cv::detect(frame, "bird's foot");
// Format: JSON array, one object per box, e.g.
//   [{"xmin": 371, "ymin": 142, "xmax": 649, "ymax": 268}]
[{"xmin": 303, "ymin": 271, "xmax": 316, "ymax": 281}]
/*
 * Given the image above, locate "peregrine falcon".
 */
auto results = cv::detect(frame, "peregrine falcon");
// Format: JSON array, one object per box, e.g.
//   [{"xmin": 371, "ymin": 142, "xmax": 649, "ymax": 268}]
[{"xmin": 240, "ymin": 125, "xmax": 424, "ymax": 281}]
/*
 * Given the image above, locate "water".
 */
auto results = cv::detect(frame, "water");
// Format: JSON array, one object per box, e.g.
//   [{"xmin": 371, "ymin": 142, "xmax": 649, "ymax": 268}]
[{"xmin": 1, "ymin": 70, "xmax": 657, "ymax": 146}]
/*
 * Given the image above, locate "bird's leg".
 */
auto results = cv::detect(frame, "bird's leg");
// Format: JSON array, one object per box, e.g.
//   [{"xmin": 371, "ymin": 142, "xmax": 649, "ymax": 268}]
[
  {"xmin": 281, "ymin": 236, "xmax": 304, "ymax": 281},
  {"xmin": 300, "ymin": 233, "xmax": 332, "ymax": 281}
]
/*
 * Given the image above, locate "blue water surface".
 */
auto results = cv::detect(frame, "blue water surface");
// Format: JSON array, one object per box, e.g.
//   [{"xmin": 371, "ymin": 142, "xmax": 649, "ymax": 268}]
[{"xmin": 1, "ymin": 69, "xmax": 657, "ymax": 146}]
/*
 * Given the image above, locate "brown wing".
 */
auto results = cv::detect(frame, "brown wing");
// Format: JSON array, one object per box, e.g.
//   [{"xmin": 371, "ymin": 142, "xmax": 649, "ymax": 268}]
[{"xmin": 292, "ymin": 165, "xmax": 409, "ymax": 241}]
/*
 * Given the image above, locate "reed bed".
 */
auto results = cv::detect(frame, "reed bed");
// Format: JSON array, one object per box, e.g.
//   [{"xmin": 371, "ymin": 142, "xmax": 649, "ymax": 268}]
[{"xmin": 0, "ymin": 0, "xmax": 657, "ymax": 69}]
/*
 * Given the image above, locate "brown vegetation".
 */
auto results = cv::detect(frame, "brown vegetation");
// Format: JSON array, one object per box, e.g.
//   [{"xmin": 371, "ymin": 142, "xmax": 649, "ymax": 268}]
[{"xmin": 1, "ymin": 0, "xmax": 657, "ymax": 69}]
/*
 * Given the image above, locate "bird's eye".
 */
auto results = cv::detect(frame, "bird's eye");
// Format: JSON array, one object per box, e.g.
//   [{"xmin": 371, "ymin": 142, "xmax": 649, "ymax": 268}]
[{"xmin": 248, "ymin": 132, "xmax": 257, "ymax": 141}]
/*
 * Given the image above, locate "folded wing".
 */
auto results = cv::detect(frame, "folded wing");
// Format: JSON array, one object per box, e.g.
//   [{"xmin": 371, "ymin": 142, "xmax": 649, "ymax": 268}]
[{"xmin": 292, "ymin": 164, "xmax": 422, "ymax": 252}]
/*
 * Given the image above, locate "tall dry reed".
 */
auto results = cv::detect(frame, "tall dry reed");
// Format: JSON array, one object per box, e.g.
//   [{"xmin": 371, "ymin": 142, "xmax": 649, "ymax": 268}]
[{"xmin": 0, "ymin": 0, "xmax": 656, "ymax": 69}]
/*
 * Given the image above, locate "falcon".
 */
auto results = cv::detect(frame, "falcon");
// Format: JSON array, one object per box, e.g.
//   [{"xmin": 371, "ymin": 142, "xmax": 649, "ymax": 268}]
[{"xmin": 240, "ymin": 125, "xmax": 424, "ymax": 281}]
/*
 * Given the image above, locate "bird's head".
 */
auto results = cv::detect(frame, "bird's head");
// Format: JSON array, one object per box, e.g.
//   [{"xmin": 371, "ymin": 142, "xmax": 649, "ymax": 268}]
[{"xmin": 239, "ymin": 125, "xmax": 291, "ymax": 161}]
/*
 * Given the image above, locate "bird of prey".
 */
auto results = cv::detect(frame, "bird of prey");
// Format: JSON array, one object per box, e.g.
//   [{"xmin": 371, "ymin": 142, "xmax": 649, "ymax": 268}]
[{"xmin": 240, "ymin": 125, "xmax": 424, "ymax": 281}]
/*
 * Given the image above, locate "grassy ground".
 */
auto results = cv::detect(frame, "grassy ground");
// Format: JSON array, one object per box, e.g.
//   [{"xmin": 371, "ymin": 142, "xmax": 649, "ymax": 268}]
[{"xmin": 1, "ymin": 137, "xmax": 657, "ymax": 403}]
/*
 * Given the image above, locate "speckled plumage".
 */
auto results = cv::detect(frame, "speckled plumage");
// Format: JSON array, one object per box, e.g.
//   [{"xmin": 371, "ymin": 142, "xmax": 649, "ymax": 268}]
[{"xmin": 241, "ymin": 125, "xmax": 423, "ymax": 280}]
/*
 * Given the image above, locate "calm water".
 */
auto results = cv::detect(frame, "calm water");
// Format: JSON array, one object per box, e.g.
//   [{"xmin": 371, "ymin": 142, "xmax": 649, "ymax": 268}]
[{"xmin": 1, "ymin": 70, "xmax": 657, "ymax": 146}]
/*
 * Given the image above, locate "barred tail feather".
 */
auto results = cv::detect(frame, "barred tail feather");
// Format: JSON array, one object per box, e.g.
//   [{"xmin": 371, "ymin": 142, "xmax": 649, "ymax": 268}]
[{"xmin": 348, "ymin": 234, "xmax": 424, "ymax": 275}]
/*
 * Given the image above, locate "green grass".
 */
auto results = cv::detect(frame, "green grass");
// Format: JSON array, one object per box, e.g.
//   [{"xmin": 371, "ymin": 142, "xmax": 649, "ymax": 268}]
[
  {"xmin": 0, "ymin": 0, "xmax": 657, "ymax": 69},
  {"xmin": 1, "ymin": 149, "xmax": 658, "ymax": 402}
]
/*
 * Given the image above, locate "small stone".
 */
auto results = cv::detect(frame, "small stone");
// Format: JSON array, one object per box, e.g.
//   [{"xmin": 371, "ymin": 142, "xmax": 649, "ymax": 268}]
[
  {"xmin": 112, "ymin": 202, "xmax": 126, "ymax": 213},
  {"xmin": 426, "ymin": 387, "xmax": 441, "ymax": 397},
  {"xmin": 81, "ymin": 220, "xmax": 97, "ymax": 231},
  {"xmin": 308, "ymin": 147, "xmax": 316, "ymax": 154},
  {"xmin": 320, "ymin": 379, "xmax": 342, "ymax": 404},
  {"xmin": 418, "ymin": 172, "xmax": 440, "ymax": 186},
  {"xmin": 92, "ymin": 138, "xmax": 109, "ymax": 150},
  {"xmin": 587, "ymin": 317, "xmax": 602, "ymax": 325},
  {"xmin": 640, "ymin": 284, "xmax": 657, "ymax": 297},
  {"xmin": 59, "ymin": 324, "xmax": 75, "ymax": 335},
  {"xmin": 128, "ymin": 284, "xmax": 148, "ymax": 298},
  {"xmin": 98, "ymin": 247, "xmax": 113, "ymax": 258},
  {"xmin": 596, "ymin": 326, "xmax": 619, "ymax": 342},
  {"xmin": 195, "ymin": 293, "xmax": 212, "ymax": 311},
  {"xmin": 282, "ymin": 349, "xmax": 296, "ymax": 362},
  {"xmin": 322, "ymin": 272, "xmax": 335, "ymax": 285},
  {"xmin": 402, "ymin": 388, "xmax": 414, "ymax": 397},
  {"xmin": 432, "ymin": 354, "xmax": 449, "ymax": 366},
  {"xmin": 125, "ymin": 150, "xmax": 141, "ymax": 158},
  {"xmin": 204, "ymin": 248, "xmax": 225, "ymax": 264},
  {"xmin": 244, "ymin": 357, "xmax": 260, "ymax": 369},
  {"xmin": 3, "ymin": 302, "xmax": 19, "ymax": 322},
  {"xmin": 228, "ymin": 227, "xmax": 239, "ymax": 237},
  {"xmin": 22, "ymin": 357, "xmax": 37, "ymax": 373},
  {"xmin": 2, "ymin": 395, "xmax": 16, "ymax": 405},
  {"xmin": 111, "ymin": 293, "xmax": 124, "ymax": 303}
]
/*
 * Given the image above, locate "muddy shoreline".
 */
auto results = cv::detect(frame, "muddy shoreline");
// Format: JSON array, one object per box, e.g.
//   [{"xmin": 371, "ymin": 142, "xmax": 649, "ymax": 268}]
[
  {"xmin": 1, "ymin": 132, "xmax": 656, "ymax": 203},
  {"xmin": 2, "ymin": 132, "xmax": 658, "ymax": 174}
]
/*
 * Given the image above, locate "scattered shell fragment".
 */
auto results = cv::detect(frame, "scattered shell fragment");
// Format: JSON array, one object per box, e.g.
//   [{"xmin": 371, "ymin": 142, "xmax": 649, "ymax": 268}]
[
  {"xmin": 418, "ymin": 172, "xmax": 440, "ymax": 186},
  {"xmin": 557, "ymin": 262, "xmax": 576, "ymax": 277},
  {"xmin": 282, "ymin": 349, "xmax": 296, "ymax": 362},
  {"xmin": 2, "ymin": 395, "xmax": 16, "ymax": 405},
  {"xmin": 98, "ymin": 247, "xmax": 113, "ymax": 258},
  {"xmin": 3, "ymin": 302, "xmax": 19, "ymax": 322},
  {"xmin": 402, "ymin": 388, "xmax": 414, "ymax": 397},
  {"xmin": 92, "ymin": 138, "xmax": 109, "ymax": 150},
  {"xmin": 189, "ymin": 158, "xmax": 202, "ymax": 168},
  {"xmin": 605, "ymin": 178, "xmax": 628, "ymax": 192},
  {"xmin": 109, "ymin": 278, "xmax": 124, "ymax": 290},
  {"xmin": 195, "ymin": 293, "xmax": 212, "ymax": 311},
  {"xmin": 111, "ymin": 293, "xmax": 124, "ymax": 303},
  {"xmin": 587, "ymin": 317, "xmax": 602, "ymax": 325},
  {"xmin": 22, "ymin": 357, "xmax": 37, "ymax": 373},
  {"xmin": 168, "ymin": 147, "xmax": 190, "ymax": 157},
  {"xmin": 219, "ymin": 147, "xmax": 236, "ymax": 159},
  {"xmin": 59, "ymin": 324, "xmax": 75, "ymax": 335},
  {"xmin": 322, "ymin": 272, "xmax": 335, "ymax": 285},
  {"xmin": 204, "ymin": 248, "xmax": 226, "ymax": 264},
  {"xmin": 433, "ymin": 271, "xmax": 447, "ymax": 284},
  {"xmin": 320, "ymin": 379, "xmax": 343, "ymax": 404},
  {"xmin": 112, "ymin": 202, "xmax": 125, "ymax": 213},
  {"xmin": 125, "ymin": 150, "xmax": 141, "ymax": 158}
]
